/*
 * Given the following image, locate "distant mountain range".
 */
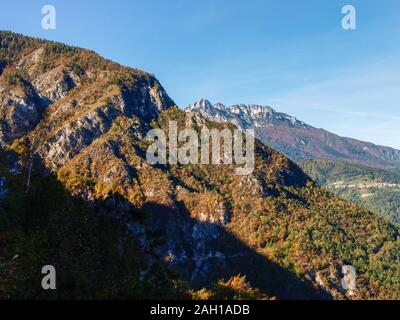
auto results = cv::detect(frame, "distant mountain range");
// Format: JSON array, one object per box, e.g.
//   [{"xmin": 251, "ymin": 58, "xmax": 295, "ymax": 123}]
[{"xmin": 186, "ymin": 99, "xmax": 400, "ymax": 171}]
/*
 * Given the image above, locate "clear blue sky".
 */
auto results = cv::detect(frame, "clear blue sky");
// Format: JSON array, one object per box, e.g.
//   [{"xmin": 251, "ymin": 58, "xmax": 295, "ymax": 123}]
[{"xmin": 1, "ymin": 0, "xmax": 400, "ymax": 148}]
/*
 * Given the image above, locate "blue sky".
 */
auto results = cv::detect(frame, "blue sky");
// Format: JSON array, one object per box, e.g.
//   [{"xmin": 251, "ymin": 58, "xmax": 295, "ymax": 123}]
[{"xmin": 1, "ymin": 0, "xmax": 400, "ymax": 148}]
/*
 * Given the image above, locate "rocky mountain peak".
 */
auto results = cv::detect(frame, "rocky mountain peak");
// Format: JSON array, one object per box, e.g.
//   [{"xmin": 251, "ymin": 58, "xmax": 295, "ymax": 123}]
[
  {"xmin": 185, "ymin": 99, "xmax": 312, "ymax": 130},
  {"xmin": 185, "ymin": 99, "xmax": 400, "ymax": 170},
  {"xmin": 187, "ymin": 98, "xmax": 215, "ymax": 112}
]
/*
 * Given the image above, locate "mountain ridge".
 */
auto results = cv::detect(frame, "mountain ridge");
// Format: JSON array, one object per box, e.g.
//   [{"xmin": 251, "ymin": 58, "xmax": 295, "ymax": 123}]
[
  {"xmin": 187, "ymin": 98, "xmax": 313, "ymax": 130},
  {"xmin": 186, "ymin": 99, "xmax": 400, "ymax": 170}
]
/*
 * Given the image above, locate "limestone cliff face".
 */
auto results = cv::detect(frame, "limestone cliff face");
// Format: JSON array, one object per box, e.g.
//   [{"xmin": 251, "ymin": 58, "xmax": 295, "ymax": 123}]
[
  {"xmin": 0, "ymin": 79, "xmax": 43, "ymax": 145},
  {"xmin": 1, "ymin": 32, "xmax": 400, "ymax": 300},
  {"xmin": 0, "ymin": 33, "xmax": 174, "ymax": 168}
]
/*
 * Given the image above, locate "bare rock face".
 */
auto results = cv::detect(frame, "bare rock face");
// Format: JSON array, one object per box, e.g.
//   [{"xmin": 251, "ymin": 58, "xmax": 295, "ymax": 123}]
[
  {"xmin": 143, "ymin": 193, "xmax": 233, "ymax": 285},
  {"xmin": 0, "ymin": 64, "xmax": 80, "ymax": 147},
  {"xmin": 39, "ymin": 104, "xmax": 121, "ymax": 169},
  {"xmin": 32, "ymin": 66, "xmax": 80, "ymax": 105},
  {"xmin": 121, "ymin": 76, "xmax": 174, "ymax": 121},
  {"xmin": 0, "ymin": 84, "xmax": 43, "ymax": 145},
  {"xmin": 0, "ymin": 38, "xmax": 175, "ymax": 169},
  {"xmin": 38, "ymin": 77, "xmax": 174, "ymax": 169},
  {"xmin": 16, "ymin": 47, "xmax": 45, "ymax": 73},
  {"xmin": 186, "ymin": 99, "xmax": 312, "ymax": 130},
  {"xmin": 234, "ymin": 174, "xmax": 269, "ymax": 197}
]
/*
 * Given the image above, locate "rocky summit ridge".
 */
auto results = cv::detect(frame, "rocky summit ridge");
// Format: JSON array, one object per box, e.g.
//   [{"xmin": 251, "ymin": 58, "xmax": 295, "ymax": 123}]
[{"xmin": 186, "ymin": 99, "xmax": 400, "ymax": 170}]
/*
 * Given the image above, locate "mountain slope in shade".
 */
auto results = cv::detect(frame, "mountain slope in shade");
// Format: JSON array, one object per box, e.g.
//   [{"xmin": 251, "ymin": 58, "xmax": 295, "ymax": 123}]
[
  {"xmin": 186, "ymin": 99, "xmax": 400, "ymax": 170},
  {"xmin": 1, "ymin": 32, "xmax": 400, "ymax": 300}
]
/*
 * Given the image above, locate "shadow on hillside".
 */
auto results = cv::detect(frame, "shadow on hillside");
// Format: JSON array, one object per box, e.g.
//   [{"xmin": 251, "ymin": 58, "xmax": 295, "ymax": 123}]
[
  {"xmin": 143, "ymin": 201, "xmax": 331, "ymax": 300},
  {"xmin": 0, "ymin": 149, "xmax": 330, "ymax": 300}
]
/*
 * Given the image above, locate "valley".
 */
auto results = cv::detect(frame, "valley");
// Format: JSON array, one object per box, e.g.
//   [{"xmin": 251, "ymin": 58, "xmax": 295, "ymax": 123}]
[{"xmin": 299, "ymin": 159, "xmax": 400, "ymax": 226}]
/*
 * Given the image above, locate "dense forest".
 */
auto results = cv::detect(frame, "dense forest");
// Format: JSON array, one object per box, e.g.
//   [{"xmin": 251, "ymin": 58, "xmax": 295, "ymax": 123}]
[{"xmin": 300, "ymin": 159, "xmax": 400, "ymax": 226}]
